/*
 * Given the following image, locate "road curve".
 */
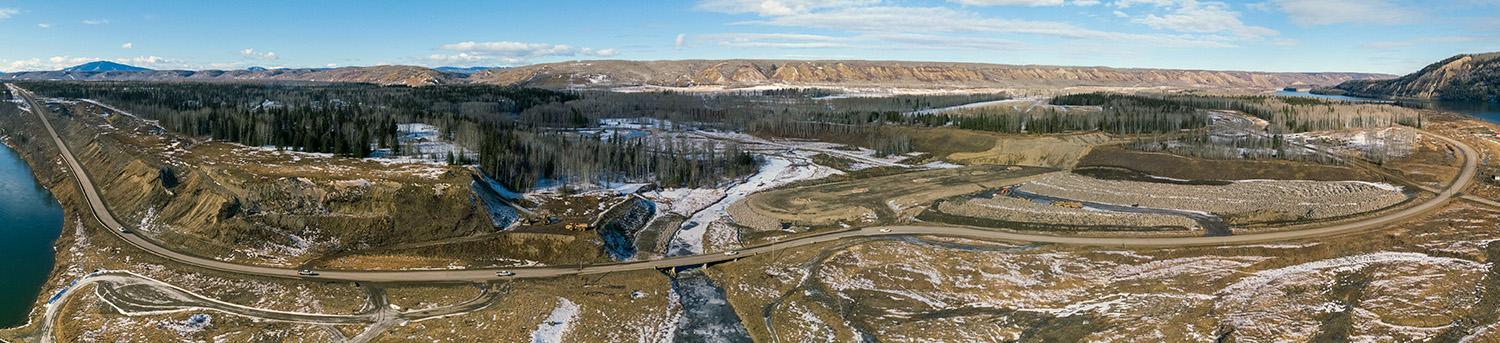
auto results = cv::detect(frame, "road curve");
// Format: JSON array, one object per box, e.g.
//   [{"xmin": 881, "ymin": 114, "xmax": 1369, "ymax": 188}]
[{"xmin": 6, "ymin": 83, "xmax": 1482, "ymax": 283}]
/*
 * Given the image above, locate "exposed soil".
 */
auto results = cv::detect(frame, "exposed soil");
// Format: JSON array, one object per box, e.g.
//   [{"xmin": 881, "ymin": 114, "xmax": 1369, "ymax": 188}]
[{"xmin": 1078, "ymin": 145, "xmax": 1386, "ymax": 182}]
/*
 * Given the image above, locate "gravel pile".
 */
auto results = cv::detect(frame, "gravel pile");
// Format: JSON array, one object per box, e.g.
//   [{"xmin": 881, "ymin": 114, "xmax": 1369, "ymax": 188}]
[
  {"xmin": 1023, "ymin": 173, "xmax": 1406, "ymax": 219},
  {"xmin": 938, "ymin": 196, "xmax": 1199, "ymax": 228}
]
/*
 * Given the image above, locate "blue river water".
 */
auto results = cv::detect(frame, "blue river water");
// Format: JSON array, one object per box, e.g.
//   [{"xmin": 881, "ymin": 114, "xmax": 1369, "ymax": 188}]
[
  {"xmin": 0, "ymin": 143, "xmax": 63, "ymax": 328},
  {"xmin": 1275, "ymin": 90, "xmax": 1500, "ymax": 125}
]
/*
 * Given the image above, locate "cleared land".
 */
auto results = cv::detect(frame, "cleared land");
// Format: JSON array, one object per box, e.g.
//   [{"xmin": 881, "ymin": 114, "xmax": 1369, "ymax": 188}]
[
  {"xmin": 1020, "ymin": 173, "xmax": 1408, "ymax": 223},
  {"xmin": 1077, "ymin": 145, "xmax": 1387, "ymax": 181},
  {"xmin": 728, "ymin": 165, "xmax": 1059, "ymax": 232},
  {"xmin": 937, "ymin": 195, "xmax": 1200, "ymax": 229}
]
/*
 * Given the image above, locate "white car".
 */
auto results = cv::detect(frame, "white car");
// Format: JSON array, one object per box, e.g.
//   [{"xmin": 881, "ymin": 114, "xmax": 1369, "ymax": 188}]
[
  {"xmin": 496, "ymin": 271, "xmax": 516, "ymax": 277},
  {"xmin": 879, "ymin": 228, "xmax": 892, "ymax": 233},
  {"xmin": 297, "ymin": 269, "xmax": 318, "ymax": 276},
  {"xmin": 724, "ymin": 250, "xmax": 739, "ymax": 256}
]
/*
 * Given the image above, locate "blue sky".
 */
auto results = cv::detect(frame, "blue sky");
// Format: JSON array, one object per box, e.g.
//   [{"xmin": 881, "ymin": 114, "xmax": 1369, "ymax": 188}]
[{"xmin": 0, "ymin": 0, "xmax": 1496, "ymax": 74}]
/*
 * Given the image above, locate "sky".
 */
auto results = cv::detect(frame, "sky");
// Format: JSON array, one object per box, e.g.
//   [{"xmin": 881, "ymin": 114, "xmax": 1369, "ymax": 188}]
[{"xmin": 0, "ymin": 0, "xmax": 1496, "ymax": 74}]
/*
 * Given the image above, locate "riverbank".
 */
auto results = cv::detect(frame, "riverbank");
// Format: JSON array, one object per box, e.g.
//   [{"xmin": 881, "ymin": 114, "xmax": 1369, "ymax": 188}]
[{"xmin": 0, "ymin": 142, "xmax": 64, "ymax": 328}]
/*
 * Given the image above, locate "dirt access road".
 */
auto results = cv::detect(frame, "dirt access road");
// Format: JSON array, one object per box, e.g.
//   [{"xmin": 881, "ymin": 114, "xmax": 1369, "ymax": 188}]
[{"xmin": 7, "ymin": 83, "xmax": 1482, "ymax": 283}]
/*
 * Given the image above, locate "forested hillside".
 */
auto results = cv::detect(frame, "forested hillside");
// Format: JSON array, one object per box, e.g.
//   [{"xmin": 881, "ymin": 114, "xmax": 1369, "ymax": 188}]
[
  {"xmin": 16, "ymin": 82, "xmax": 756, "ymax": 191},
  {"xmin": 1327, "ymin": 52, "xmax": 1500, "ymax": 101}
]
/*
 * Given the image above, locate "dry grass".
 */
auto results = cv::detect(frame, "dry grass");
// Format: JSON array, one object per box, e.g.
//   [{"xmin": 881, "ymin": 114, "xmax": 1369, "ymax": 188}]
[
  {"xmin": 710, "ymin": 200, "xmax": 1500, "ymax": 342},
  {"xmin": 385, "ymin": 285, "xmax": 485, "ymax": 311}
]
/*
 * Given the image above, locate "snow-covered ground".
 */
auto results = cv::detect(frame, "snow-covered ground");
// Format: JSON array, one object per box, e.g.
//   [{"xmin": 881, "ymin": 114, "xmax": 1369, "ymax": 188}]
[
  {"xmin": 691, "ymin": 130, "xmax": 910, "ymax": 169},
  {"xmin": 530, "ymin": 298, "xmax": 581, "ymax": 343},
  {"xmin": 667, "ymin": 153, "xmax": 841, "ymax": 255},
  {"xmin": 1283, "ymin": 126, "xmax": 1420, "ymax": 159},
  {"xmin": 368, "ymin": 123, "xmax": 477, "ymax": 164}
]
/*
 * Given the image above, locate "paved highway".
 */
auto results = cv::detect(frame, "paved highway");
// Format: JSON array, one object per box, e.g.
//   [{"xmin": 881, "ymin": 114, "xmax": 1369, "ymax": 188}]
[{"xmin": 6, "ymin": 83, "xmax": 1483, "ymax": 283}]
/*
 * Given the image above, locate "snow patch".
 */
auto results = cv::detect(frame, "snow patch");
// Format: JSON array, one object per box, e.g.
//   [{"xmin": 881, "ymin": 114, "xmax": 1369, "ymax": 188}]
[{"xmin": 530, "ymin": 298, "xmax": 580, "ymax": 343}]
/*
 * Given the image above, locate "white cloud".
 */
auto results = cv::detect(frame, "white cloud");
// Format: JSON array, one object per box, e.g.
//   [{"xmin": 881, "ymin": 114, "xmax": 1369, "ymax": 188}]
[
  {"xmin": 675, "ymin": 33, "xmax": 687, "ymax": 49},
  {"xmin": 37, "ymin": 23, "xmax": 50, "ymax": 28},
  {"xmin": 1, "ymin": 55, "xmax": 175, "ymax": 72},
  {"xmin": 1113, "ymin": 0, "xmax": 1176, "ymax": 8},
  {"xmin": 1271, "ymin": 0, "xmax": 1417, "ymax": 25},
  {"xmin": 429, "ymin": 41, "xmax": 618, "ymax": 66},
  {"xmin": 441, "ymin": 41, "xmax": 618, "ymax": 57},
  {"xmin": 952, "ymin": 0, "xmax": 1102, "ymax": 6},
  {"xmin": 739, "ymin": 5, "xmax": 1232, "ymax": 47},
  {"xmin": 428, "ymin": 52, "xmax": 508, "ymax": 63},
  {"xmin": 238, "ymin": 48, "xmax": 279, "ymax": 60},
  {"xmin": 1112, "ymin": 10, "xmax": 1129, "ymax": 17},
  {"xmin": 697, "ymin": 0, "xmax": 879, "ymax": 16},
  {"xmin": 81, "ymin": 19, "xmax": 110, "ymax": 25},
  {"xmin": 866, "ymin": 33, "xmax": 1024, "ymax": 50},
  {"xmin": 0, "ymin": 8, "xmax": 18, "ymax": 20},
  {"xmin": 1361, "ymin": 35, "xmax": 1481, "ymax": 49},
  {"xmin": 702, "ymin": 32, "xmax": 1025, "ymax": 51},
  {"xmin": 951, "ymin": 0, "xmax": 1065, "ymax": 6},
  {"xmin": 1132, "ymin": 0, "xmax": 1277, "ymax": 39},
  {"xmin": 4, "ymin": 59, "xmax": 46, "ymax": 72},
  {"xmin": 121, "ymin": 42, "xmax": 133, "ymax": 49},
  {"xmin": 117, "ymin": 56, "xmax": 169, "ymax": 65},
  {"xmin": 702, "ymin": 33, "xmax": 849, "ymax": 48}
]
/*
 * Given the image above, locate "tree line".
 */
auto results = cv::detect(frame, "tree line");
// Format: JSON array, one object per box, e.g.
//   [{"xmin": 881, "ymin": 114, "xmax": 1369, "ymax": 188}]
[{"xmin": 16, "ymin": 82, "xmax": 760, "ymax": 191}]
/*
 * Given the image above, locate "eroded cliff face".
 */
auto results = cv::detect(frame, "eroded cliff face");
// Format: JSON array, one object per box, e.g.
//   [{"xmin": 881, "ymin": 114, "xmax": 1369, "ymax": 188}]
[
  {"xmin": 0, "ymin": 98, "xmax": 494, "ymax": 268},
  {"xmin": 2, "ymin": 60, "xmax": 1396, "ymax": 90},
  {"xmin": 1331, "ymin": 52, "xmax": 1500, "ymax": 101},
  {"xmin": 470, "ymin": 59, "xmax": 1392, "ymax": 90}
]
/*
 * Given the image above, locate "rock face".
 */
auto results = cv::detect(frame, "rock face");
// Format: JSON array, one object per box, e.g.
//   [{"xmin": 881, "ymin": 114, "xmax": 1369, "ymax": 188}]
[
  {"xmin": 1329, "ymin": 52, "xmax": 1500, "ymax": 101},
  {"xmin": 2, "ymin": 65, "xmax": 462, "ymax": 87},
  {"xmin": 468, "ymin": 60, "xmax": 1392, "ymax": 90}
]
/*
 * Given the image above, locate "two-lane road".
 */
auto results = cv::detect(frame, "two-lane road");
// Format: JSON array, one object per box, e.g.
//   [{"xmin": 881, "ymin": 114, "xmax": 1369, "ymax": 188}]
[{"xmin": 6, "ymin": 83, "xmax": 1483, "ymax": 283}]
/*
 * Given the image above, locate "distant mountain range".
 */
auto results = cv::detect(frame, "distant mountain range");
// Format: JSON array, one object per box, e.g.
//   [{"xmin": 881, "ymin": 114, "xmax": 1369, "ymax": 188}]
[
  {"xmin": 1324, "ymin": 52, "xmax": 1499, "ymax": 102},
  {"xmin": 2, "ymin": 60, "xmax": 1394, "ymax": 90},
  {"xmin": 434, "ymin": 66, "xmax": 497, "ymax": 74},
  {"xmin": 2, "ymin": 62, "xmax": 461, "ymax": 87},
  {"xmin": 62, "ymin": 61, "xmax": 152, "ymax": 72}
]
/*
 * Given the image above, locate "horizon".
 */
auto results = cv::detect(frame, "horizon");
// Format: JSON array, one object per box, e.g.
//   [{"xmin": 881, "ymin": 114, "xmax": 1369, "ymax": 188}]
[
  {"xmin": 11, "ymin": 57, "xmax": 1450, "ymax": 75},
  {"xmin": 2, "ymin": 1, "xmax": 1499, "ymax": 75}
]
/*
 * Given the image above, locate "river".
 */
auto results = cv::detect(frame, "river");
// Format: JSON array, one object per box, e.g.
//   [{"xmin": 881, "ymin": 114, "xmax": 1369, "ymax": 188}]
[
  {"xmin": 0, "ymin": 142, "xmax": 64, "ymax": 328},
  {"xmin": 1275, "ymin": 90, "xmax": 1500, "ymax": 125}
]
